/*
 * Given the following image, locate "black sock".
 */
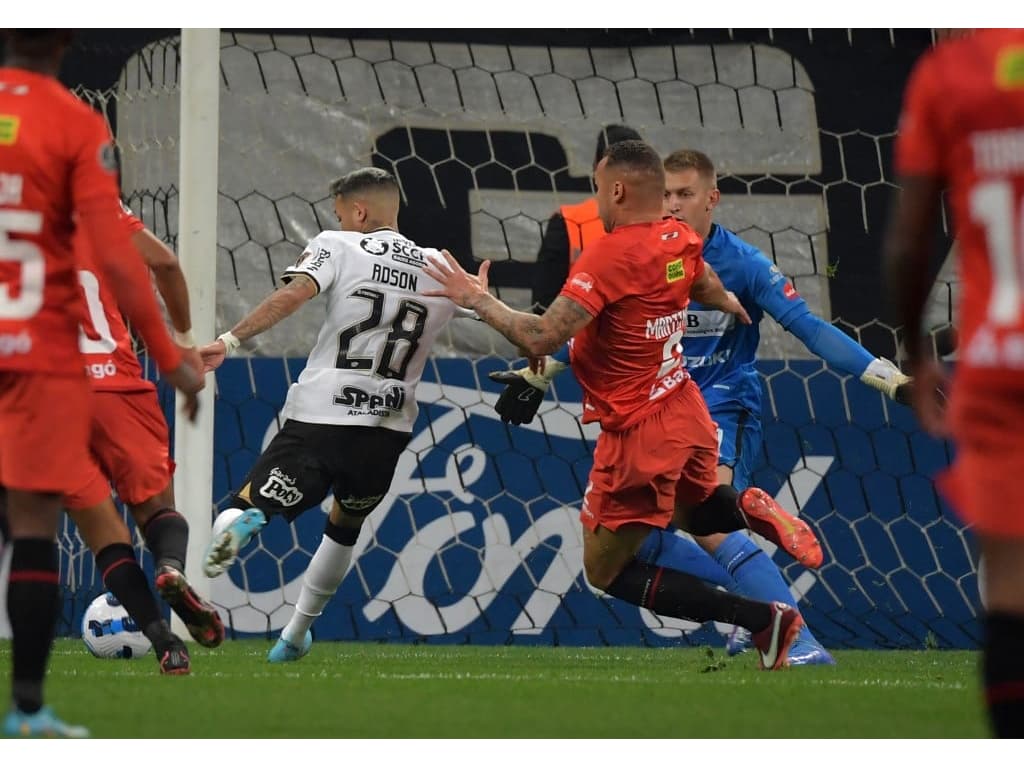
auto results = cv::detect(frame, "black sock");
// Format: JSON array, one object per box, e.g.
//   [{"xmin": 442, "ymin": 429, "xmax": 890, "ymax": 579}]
[
  {"xmin": 984, "ymin": 612, "xmax": 1024, "ymax": 738},
  {"xmin": 8, "ymin": 538, "xmax": 59, "ymax": 714},
  {"xmin": 605, "ymin": 559, "xmax": 772, "ymax": 632},
  {"xmin": 141, "ymin": 508, "xmax": 188, "ymax": 573},
  {"xmin": 96, "ymin": 543, "xmax": 162, "ymax": 636},
  {"xmin": 685, "ymin": 485, "xmax": 745, "ymax": 536}
]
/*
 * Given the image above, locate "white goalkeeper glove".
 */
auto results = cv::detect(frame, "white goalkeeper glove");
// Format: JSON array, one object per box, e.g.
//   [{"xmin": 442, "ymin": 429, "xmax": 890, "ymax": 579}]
[
  {"xmin": 488, "ymin": 356, "xmax": 568, "ymax": 425},
  {"xmin": 860, "ymin": 357, "xmax": 913, "ymax": 405}
]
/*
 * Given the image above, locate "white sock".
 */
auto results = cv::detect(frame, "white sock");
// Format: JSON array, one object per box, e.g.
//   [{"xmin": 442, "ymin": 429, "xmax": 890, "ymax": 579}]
[{"xmin": 281, "ymin": 535, "xmax": 353, "ymax": 646}]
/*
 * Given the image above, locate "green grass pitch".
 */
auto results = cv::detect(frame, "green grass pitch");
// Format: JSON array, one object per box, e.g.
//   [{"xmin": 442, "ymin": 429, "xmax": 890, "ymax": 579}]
[{"xmin": 0, "ymin": 640, "xmax": 987, "ymax": 738}]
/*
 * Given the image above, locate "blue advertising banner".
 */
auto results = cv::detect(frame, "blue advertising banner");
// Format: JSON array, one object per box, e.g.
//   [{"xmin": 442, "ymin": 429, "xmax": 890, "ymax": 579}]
[{"xmin": 203, "ymin": 357, "xmax": 980, "ymax": 650}]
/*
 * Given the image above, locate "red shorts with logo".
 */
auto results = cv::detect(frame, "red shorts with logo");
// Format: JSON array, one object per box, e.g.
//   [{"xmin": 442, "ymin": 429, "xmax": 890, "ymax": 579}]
[
  {"xmin": 64, "ymin": 389, "xmax": 174, "ymax": 510},
  {"xmin": 580, "ymin": 380, "xmax": 718, "ymax": 533},
  {"xmin": 0, "ymin": 372, "xmax": 94, "ymax": 495},
  {"xmin": 939, "ymin": 383, "xmax": 1024, "ymax": 538}
]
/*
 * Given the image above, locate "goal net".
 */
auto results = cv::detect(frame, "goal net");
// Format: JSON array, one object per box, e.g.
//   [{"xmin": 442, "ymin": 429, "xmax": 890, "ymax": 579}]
[{"xmin": 0, "ymin": 28, "xmax": 974, "ymax": 651}]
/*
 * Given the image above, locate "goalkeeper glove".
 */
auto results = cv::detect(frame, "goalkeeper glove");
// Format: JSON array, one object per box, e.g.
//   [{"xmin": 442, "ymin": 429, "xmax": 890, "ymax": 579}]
[
  {"xmin": 488, "ymin": 357, "xmax": 568, "ymax": 425},
  {"xmin": 860, "ymin": 357, "xmax": 913, "ymax": 405}
]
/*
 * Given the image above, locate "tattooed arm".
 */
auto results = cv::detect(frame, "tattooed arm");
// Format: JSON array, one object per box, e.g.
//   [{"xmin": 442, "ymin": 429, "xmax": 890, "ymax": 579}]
[
  {"xmin": 470, "ymin": 294, "xmax": 593, "ymax": 356},
  {"xmin": 423, "ymin": 250, "xmax": 594, "ymax": 356}
]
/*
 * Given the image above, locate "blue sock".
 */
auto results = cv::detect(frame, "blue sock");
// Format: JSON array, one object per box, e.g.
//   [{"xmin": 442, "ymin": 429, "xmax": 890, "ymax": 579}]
[
  {"xmin": 712, "ymin": 531, "xmax": 818, "ymax": 645},
  {"xmin": 636, "ymin": 528, "xmax": 737, "ymax": 590}
]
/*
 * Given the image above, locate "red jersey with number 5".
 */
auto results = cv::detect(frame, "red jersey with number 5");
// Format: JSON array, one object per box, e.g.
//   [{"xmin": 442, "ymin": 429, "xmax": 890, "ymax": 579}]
[
  {"xmin": 559, "ymin": 217, "xmax": 705, "ymax": 432},
  {"xmin": 0, "ymin": 68, "xmax": 123, "ymax": 373},
  {"xmin": 895, "ymin": 29, "xmax": 1024, "ymax": 383},
  {"xmin": 75, "ymin": 204, "xmax": 154, "ymax": 392}
]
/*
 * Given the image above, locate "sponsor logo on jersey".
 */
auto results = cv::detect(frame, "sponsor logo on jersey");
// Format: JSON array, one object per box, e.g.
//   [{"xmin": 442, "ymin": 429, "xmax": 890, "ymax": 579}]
[
  {"xmin": 996, "ymin": 46, "xmax": 1024, "ymax": 89},
  {"xmin": 334, "ymin": 384, "xmax": 406, "ymax": 417},
  {"xmin": 0, "ymin": 172, "xmax": 23, "ymax": 205},
  {"xmin": 783, "ymin": 282, "xmax": 800, "ymax": 300},
  {"xmin": 259, "ymin": 467, "xmax": 304, "ymax": 507},
  {"xmin": 666, "ymin": 258, "xmax": 685, "ymax": 282},
  {"xmin": 685, "ymin": 310, "xmax": 736, "ymax": 338},
  {"xmin": 684, "ymin": 348, "xmax": 733, "ymax": 369},
  {"xmin": 390, "ymin": 239, "xmax": 428, "ymax": 267},
  {"xmin": 85, "ymin": 360, "xmax": 119, "ymax": 380},
  {"xmin": 570, "ymin": 272, "xmax": 594, "ymax": 293},
  {"xmin": 0, "ymin": 331, "xmax": 31, "ymax": 356},
  {"xmin": 371, "ymin": 263, "xmax": 418, "ymax": 291},
  {"xmin": 645, "ymin": 309, "xmax": 687, "ymax": 340},
  {"xmin": 768, "ymin": 263, "xmax": 785, "ymax": 285},
  {"xmin": 0, "ymin": 115, "xmax": 19, "ymax": 145},
  {"xmin": 360, "ymin": 236, "xmax": 390, "ymax": 256},
  {"xmin": 339, "ymin": 494, "xmax": 384, "ymax": 512}
]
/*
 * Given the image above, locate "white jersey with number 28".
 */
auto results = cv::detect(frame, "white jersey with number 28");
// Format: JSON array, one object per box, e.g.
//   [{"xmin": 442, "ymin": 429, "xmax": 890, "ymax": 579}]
[{"xmin": 279, "ymin": 228, "xmax": 460, "ymax": 432}]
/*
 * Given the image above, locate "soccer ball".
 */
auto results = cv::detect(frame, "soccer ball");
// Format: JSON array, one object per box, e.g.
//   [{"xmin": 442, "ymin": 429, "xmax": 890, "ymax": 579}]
[{"xmin": 81, "ymin": 592, "xmax": 152, "ymax": 659}]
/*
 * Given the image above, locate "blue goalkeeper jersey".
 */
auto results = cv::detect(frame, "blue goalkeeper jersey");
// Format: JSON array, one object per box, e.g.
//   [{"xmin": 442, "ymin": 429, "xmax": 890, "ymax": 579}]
[{"xmin": 684, "ymin": 224, "xmax": 811, "ymax": 414}]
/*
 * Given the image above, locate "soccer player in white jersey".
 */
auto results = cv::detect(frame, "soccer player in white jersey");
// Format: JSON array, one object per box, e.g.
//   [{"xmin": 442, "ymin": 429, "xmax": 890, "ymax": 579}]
[{"xmin": 198, "ymin": 168, "xmax": 465, "ymax": 662}]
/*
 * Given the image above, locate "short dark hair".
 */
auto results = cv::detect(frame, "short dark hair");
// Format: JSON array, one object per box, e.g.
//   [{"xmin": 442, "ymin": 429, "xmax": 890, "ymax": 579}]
[
  {"xmin": 602, "ymin": 139, "xmax": 664, "ymax": 180},
  {"xmin": 594, "ymin": 124, "xmax": 643, "ymax": 168},
  {"xmin": 329, "ymin": 167, "xmax": 399, "ymax": 198},
  {"xmin": 3, "ymin": 30, "xmax": 73, "ymax": 59},
  {"xmin": 663, "ymin": 149, "xmax": 717, "ymax": 184}
]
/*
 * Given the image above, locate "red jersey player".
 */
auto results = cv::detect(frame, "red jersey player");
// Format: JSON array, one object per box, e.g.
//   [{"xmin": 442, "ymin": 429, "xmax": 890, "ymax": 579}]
[
  {"xmin": 424, "ymin": 140, "xmax": 820, "ymax": 670},
  {"xmin": 886, "ymin": 28, "xmax": 1024, "ymax": 738},
  {"xmin": 61, "ymin": 203, "xmax": 224, "ymax": 670},
  {"xmin": 0, "ymin": 30, "xmax": 202, "ymax": 738}
]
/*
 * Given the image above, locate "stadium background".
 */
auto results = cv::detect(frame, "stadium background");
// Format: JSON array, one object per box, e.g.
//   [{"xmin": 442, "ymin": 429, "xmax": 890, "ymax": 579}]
[{"xmin": 0, "ymin": 29, "xmax": 972, "ymax": 650}]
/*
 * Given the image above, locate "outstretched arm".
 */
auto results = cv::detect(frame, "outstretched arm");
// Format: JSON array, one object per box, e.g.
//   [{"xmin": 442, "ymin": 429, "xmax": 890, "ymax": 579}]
[
  {"xmin": 424, "ymin": 250, "xmax": 594, "ymax": 356},
  {"xmin": 200, "ymin": 275, "xmax": 317, "ymax": 371}
]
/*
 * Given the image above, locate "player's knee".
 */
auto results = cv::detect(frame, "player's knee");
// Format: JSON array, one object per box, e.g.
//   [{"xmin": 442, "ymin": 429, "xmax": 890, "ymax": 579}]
[
  {"xmin": 324, "ymin": 517, "xmax": 361, "ymax": 547},
  {"xmin": 582, "ymin": 553, "xmax": 621, "ymax": 591}
]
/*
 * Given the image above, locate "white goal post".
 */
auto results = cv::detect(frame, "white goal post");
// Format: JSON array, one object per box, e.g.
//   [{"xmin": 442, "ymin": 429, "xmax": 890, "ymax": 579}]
[{"xmin": 172, "ymin": 27, "xmax": 220, "ymax": 637}]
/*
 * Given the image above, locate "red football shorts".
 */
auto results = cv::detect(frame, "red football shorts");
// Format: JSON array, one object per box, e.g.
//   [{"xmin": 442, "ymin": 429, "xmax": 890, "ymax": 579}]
[
  {"xmin": 64, "ymin": 390, "xmax": 174, "ymax": 510},
  {"xmin": 938, "ymin": 383, "xmax": 1024, "ymax": 538},
  {"xmin": 0, "ymin": 371, "xmax": 94, "ymax": 495},
  {"xmin": 581, "ymin": 380, "xmax": 718, "ymax": 533}
]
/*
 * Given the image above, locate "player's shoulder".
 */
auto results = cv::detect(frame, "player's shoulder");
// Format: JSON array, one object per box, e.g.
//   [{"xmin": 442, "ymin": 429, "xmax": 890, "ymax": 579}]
[{"xmin": 715, "ymin": 226, "xmax": 767, "ymax": 262}]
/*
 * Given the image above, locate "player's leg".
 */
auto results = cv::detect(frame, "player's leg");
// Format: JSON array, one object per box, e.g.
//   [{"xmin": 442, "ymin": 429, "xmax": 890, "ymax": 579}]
[
  {"xmin": 91, "ymin": 390, "xmax": 224, "ymax": 648},
  {"xmin": 694, "ymin": 412, "xmax": 833, "ymax": 664},
  {"xmin": 67, "ymin": 497, "xmax": 190, "ymax": 675},
  {"xmin": 204, "ymin": 420, "xmax": 333, "ymax": 577},
  {"xmin": 948, "ymin": 445, "xmax": 1024, "ymax": 738},
  {"xmin": 132, "ymin": 490, "xmax": 225, "ymax": 649},
  {"xmin": 1, "ymin": 373, "xmax": 91, "ymax": 737},
  {"xmin": 978, "ymin": 534, "xmax": 1024, "ymax": 738},
  {"xmin": 271, "ymin": 425, "xmax": 411, "ymax": 662},
  {"xmin": 584, "ymin": 388, "xmax": 802, "ymax": 669}
]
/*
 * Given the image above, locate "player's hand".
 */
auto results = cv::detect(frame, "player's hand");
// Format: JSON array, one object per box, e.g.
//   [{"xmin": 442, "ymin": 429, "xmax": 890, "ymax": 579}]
[
  {"xmin": 860, "ymin": 357, "xmax": 913, "ymax": 404},
  {"xmin": 721, "ymin": 290, "xmax": 752, "ymax": 325},
  {"xmin": 422, "ymin": 249, "xmax": 491, "ymax": 308},
  {"xmin": 199, "ymin": 340, "xmax": 228, "ymax": 373},
  {"xmin": 163, "ymin": 358, "xmax": 203, "ymax": 423},
  {"xmin": 908, "ymin": 358, "xmax": 950, "ymax": 437},
  {"xmin": 488, "ymin": 367, "xmax": 549, "ymax": 425},
  {"xmin": 177, "ymin": 343, "xmax": 204, "ymax": 380},
  {"xmin": 487, "ymin": 357, "xmax": 568, "ymax": 425}
]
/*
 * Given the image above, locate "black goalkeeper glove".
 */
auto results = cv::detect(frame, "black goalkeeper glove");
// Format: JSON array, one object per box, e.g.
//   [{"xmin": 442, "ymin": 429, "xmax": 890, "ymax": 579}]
[{"xmin": 488, "ymin": 358, "xmax": 568, "ymax": 425}]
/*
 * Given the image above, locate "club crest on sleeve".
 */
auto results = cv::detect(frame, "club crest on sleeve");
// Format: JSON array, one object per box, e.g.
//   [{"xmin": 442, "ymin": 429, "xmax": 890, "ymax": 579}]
[
  {"xmin": 666, "ymin": 259, "xmax": 685, "ymax": 283},
  {"xmin": 360, "ymin": 236, "xmax": 389, "ymax": 256},
  {"xmin": 98, "ymin": 142, "xmax": 119, "ymax": 173}
]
